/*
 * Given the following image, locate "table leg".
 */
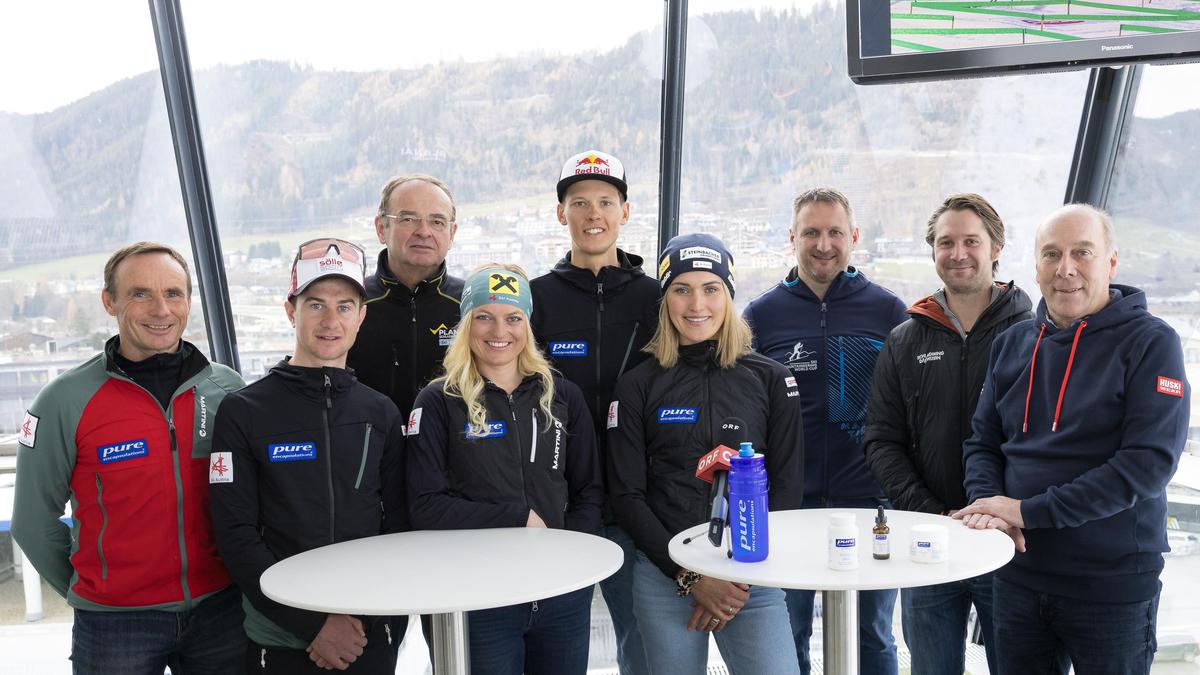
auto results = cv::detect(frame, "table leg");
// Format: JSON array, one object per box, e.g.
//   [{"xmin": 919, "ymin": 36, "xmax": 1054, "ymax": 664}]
[
  {"xmin": 822, "ymin": 589, "xmax": 858, "ymax": 675},
  {"xmin": 432, "ymin": 611, "xmax": 471, "ymax": 675}
]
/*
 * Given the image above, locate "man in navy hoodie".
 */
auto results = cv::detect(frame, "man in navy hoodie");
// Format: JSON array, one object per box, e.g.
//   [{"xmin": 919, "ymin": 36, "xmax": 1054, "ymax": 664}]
[
  {"xmin": 744, "ymin": 187, "xmax": 907, "ymax": 674},
  {"xmin": 958, "ymin": 204, "xmax": 1189, "ymax": 675}
]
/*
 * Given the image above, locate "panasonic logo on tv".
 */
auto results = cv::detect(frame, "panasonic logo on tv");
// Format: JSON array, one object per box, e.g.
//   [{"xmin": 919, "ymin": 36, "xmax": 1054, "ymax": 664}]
[
  {"xmin": 268, "ymin": 442, "xmax": 317, "ymax": 462},
  {"xmin": 548, "ymin": 341, "xmax": 589, "ymax": 357},
  {"xmin": 98, "ymin": 439, "xmax": 149, "ymax": 464},
  {"xmin": 1101, "ymin": 44, "xmax": 1134, "ymax": 52}
]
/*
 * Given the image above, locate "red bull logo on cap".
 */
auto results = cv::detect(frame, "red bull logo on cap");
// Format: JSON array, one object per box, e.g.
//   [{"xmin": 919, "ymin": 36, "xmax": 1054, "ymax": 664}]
[{"xmin": 574, "ymin": 153, "xmax": 612, "ymax": 177}]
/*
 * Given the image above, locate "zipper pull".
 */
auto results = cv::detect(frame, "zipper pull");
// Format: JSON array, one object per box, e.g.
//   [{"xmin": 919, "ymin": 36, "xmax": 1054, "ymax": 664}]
[
  {"xmin": 392, "ymin": 345, "xmax": 400, "ymax": 367},
  {"xmin": 410, "ymin": 294, "xmax": 417, "ymax": 323},
  {"xmin": 260, "ymin": 648, "xmax": 266, "ymax": 668},
  {"xmin": 324, "ymin": 373, "xmax": 333, "ymax": 409},
  {"xmin": 820, "ymin": 301, "xmax": 827, "ymax": 328},
  {"xmin": 385, "ymin": 622, "xmax": 393, "ymax": 645},
  {"xmin": 597, "ymin": 283, "xmax": 605, "ymax": 312}
]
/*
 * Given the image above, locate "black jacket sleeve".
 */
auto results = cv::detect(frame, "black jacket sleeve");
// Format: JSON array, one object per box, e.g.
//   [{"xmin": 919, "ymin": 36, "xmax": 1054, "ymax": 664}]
[
  {"xmin": 561, "ymin": 381, "xmax": 603, "ymax": 534},
  {"xmin": 607, "ymin": 371, "xmax": 678, "ymax": 579},
  {"xmin": 381, "ymin": 411, "xmax": 409, "ymax": 534},
  {"xmin": 406, "ymin": 385, "xmax": 529, "ymax": 529},
  {"xmin": 761, "ymin": 361, "xmax": 805, "ymax": 511},
  {"xmin": 209, "ymin": 401, "xmax": 328, "ymax": 643},
  {"xmin": 863, "ymin": 336, "xmax": 946, "ymax": 514}
]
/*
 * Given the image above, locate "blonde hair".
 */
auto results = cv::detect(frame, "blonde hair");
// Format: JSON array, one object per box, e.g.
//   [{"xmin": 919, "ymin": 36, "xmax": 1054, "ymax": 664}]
[
  {"xmin": 440, "ymin": 263, "xmax": 557, "ymax": 434},
  {"xmin": 645, "ymin": 283, "xmax": 753, "ymax": 369}
]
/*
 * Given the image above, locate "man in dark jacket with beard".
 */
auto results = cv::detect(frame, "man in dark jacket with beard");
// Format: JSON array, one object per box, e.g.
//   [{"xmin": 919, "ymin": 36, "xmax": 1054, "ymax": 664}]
[
  {"xmin": 864, "ymin": 193, "xmax": 1031, "ymax": 675},
  {"xmin": 530, "ymin": 150, "xmax": 660, "ymax": 675}
]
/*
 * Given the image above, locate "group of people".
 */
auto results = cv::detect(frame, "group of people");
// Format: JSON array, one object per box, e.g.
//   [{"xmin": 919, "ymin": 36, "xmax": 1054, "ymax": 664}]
[{"xmin": 11, "ymin": 148, "xmax": 1189, "ymax": 675}]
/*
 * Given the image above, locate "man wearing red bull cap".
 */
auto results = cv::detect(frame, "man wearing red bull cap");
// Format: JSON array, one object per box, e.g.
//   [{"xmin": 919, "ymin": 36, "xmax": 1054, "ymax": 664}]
[
  {"xmin": 211, "ymin": 239, "xmax": 408, "ymax": 673},
  {"xmin": 530, "ymin": 149, "xmax": 660, "ymax": 675}
]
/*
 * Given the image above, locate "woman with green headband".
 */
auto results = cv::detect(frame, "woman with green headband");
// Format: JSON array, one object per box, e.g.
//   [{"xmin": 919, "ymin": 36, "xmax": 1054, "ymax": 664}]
[{"xmin": 406, "ymin": 262, "xmax": 603, "ymax": 674}]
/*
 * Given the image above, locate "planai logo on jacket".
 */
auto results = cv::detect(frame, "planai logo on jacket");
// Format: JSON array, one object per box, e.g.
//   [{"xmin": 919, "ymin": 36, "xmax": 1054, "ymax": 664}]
[
  {"xmin": 657, "ymin": 407, "xmax": 698, "ymax": 424},
  {"xmin": 466, "ymin": 421, "xmax": 507, "ymax": 439},
  {"xmin": 268, "ymin": 442, "xmax": 317, "ymax": 462}
]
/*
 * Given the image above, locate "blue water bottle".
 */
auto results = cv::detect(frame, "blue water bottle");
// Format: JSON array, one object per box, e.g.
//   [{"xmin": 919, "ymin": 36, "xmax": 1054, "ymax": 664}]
[{"xmin": 729, "ymin": 441, "xmax": 769, "ymax": 562}]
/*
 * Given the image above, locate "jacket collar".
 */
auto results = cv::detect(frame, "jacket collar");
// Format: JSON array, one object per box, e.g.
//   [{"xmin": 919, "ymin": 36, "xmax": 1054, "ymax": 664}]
[
  {"xmin": 1035, "ymin": 283, "xmax": 1144, "ymax": 335},
  {"xmin": 908, "ymin": 281, "xmax": 1032, "ymax": 334},
  {"xmin": 780, "ymin": 265, "xmax": 869, "ymax": 302},
  {"xmin": 549, "ymin": 248, "xmax": 647, "ymax": 293},
  {"xmin": 375, "ymin": 249, "xmax": 447, "ymax": 294},
  {"xmin": 269, "ymin": 357, "xmax": 358, "ymax": 400},
  {"xmin": 104, "ymin": 336, "xmax": 208, "ymax": 383}
]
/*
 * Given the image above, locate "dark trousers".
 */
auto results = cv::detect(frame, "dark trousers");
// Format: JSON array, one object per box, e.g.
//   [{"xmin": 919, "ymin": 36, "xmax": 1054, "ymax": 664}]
[
  {"xmin": 993, "ymin": 575, "xmax": 1159, "ymax": 675},
  {"xmin": 71, "ymin": 585, "xmax": 245, "ymax": 675},
  {"xmin": 246, "ymin": 618, "xmax": 396, "ymax": 674}
]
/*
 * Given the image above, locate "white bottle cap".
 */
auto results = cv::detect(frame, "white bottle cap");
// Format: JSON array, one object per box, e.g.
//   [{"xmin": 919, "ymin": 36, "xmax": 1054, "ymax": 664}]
[{"xmin": 829, "ymin": 512, "xmax": 856, "ymax": 527}]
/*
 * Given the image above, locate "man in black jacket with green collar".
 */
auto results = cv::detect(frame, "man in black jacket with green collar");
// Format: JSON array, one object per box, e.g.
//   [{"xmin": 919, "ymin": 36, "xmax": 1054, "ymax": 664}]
[
  {"xmin": 348, "ymin": 174, "xmax": 464, "ymax": 419},
  {"xmin": 864, "ymin": 193, "xmax": 1032, "ymax": 675},
  {"xmin": 530, "ymin": 150, "xmax": 659, "ymax": 675}
]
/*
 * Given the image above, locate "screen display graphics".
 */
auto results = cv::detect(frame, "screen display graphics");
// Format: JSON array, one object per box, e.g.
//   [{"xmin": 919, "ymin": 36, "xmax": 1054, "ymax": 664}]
[{"xmin": 850, "ymin": 1, "xmax": 1200, "ymax": 83}]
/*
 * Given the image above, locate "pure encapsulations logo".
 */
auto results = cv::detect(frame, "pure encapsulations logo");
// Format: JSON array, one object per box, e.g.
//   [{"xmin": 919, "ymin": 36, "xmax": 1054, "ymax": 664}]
[
  {"xmin": 268, "ymin": 442, "xmax": 317, "ymax": 462},
  {"xmin": 549, "ymin": 341, "xmax": 589, "ymax": 357},
  {"xmin": 835, "ymin": 538, "xmax": 856, "ymax": 548},
  {"xmin": 466, "ymin": 421, "xmax": 507, "ymax": 439},
  {"xmin": 657, "ymin": 407, "xmax": 698, "ymax": 424},
  {"xmin": 98, "ymin": 439, "xmax": 149, "ymax": 464}
]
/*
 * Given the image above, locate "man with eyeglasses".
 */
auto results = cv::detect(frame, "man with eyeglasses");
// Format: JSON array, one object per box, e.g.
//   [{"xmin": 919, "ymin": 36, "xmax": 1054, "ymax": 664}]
[
  {"xmin": 211, "ymin": 238, "xmax": 407, "ymax": 673},
  {"xmin": 348, "ymin": 174, "xmax": 464, "ymax": 422}
]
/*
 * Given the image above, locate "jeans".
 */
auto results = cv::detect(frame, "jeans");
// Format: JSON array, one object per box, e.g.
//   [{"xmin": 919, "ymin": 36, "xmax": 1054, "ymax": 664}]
[
  {"xmin": 787, "ymin": 497, "xmax": 898, "ymax": 675},
  {"xmin": 599, "ymin": 524, "xmax": 652, "ymax": 675},
  {"xmin": 993, "ymin": 575, "xmax": 1160, "ymax": 675},
  {"xmin": 71, "ymin": 585, "xmax": 245, "ymax": 675},
  {"xmin": 902, "ymin": 573, "xmax": 996, "ymax": 675},
  {"xmin": 467, "ymin": 586, "xmax": 592, "ymax": 675},
  {"xmin": 632, "ymin": 551, "xmax": 801, "ymax": 675}
]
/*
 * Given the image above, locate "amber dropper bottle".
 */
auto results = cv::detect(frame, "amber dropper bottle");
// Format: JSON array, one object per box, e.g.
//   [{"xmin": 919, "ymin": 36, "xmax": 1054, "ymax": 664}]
[{"xmin": 873, "ymin": 506, "xmax": 890, "ymax": 560}]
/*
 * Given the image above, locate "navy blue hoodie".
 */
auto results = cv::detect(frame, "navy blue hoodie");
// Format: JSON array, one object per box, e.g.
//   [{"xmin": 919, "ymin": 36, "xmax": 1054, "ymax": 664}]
[
  {"xmin": 964, "ymin": 284, "xmax": 1189, "ymax": 602},
  {"xmin": 744, "ymin": 267, "xmax": 908, "ymax": 503}
]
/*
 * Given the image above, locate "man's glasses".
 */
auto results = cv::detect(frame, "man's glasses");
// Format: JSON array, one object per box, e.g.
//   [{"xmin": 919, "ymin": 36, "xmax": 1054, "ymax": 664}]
[
  {"xmin": 381, "ymin": 213, "xmax": 452, "ymax": 233},
  {"xmin": 295, "ymin": 238, "xmax": 365, "ymax": 264}
]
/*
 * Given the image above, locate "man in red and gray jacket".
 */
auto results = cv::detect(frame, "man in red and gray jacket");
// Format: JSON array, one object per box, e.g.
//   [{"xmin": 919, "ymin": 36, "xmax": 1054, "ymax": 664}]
[{"xmin": 12, "ymin": 242, "xmax": 246, "ymax": 674}]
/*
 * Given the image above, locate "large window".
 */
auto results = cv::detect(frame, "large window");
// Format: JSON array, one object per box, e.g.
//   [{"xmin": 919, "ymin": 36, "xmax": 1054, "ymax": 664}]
[
  {"xmin": 1108, "ymin": 62, "xmax": 1200, "ymax": 673},
  {"xmin": 0, "ymin": 4, "xmax": 200, "ymax": 437},
  {"xmin": 180, "ymin": 1, "xmax": 666, "ymax": 380},
  {"xmin": 679, "ymin": 2, "xmax": 1088, "ymax": 309}
]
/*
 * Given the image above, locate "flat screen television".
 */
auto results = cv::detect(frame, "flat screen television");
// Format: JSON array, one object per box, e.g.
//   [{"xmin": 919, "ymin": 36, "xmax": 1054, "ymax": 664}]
[{"xmin": 848, "ymin": 1, "xmax": 1200, "ymax": 84}]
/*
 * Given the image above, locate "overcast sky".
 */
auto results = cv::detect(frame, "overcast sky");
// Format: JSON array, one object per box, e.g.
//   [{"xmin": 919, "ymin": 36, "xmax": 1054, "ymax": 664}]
[{"xmin": 0, "ymin": 0, "xmax": 1195, "ymax": 117}]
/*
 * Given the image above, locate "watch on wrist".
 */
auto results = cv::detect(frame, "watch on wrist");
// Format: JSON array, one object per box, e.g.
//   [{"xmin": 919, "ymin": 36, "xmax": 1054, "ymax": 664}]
[{"xmin": 675, "ymin": 569, "xmax": 702, "ymax": 597}]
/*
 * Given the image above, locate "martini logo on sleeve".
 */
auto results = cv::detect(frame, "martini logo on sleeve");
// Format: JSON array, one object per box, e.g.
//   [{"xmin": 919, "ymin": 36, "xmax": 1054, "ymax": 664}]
[
  {"xmin": 98, "ymin": 439, "xmax": 149, "ymax": 464},
  {"xmin": 657, "ymin": 407, "xmax": 698, "ymax": 424},
  {"xmin": 1157, "ymin": 376, "xmax": 1184, "ymax": 398},
  {"xmin": 268, "ymin": 442, "xmax": 317, "ymax": 462},
  {"xmin": 209, "ymin": 452, "xmax": 233, "ymax": 483},
  {"xmin": 18, "ymin": 411, "xmax": 38, "ymax": 448},
  {"xmin": 549, "ymin": 341, "xmax": 589, "ymax": 357},
  {"xmin": 466, "ymin": 421, "xmax": 507, "ymax": 439}
]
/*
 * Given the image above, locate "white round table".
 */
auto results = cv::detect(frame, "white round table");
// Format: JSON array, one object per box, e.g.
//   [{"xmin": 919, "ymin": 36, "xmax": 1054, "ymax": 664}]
[
  {"xmin": 260, "ymin": 528, "xmax": 622, "ymax": 675},
  {"xmin": 669, "ymin": 508, "xmax": 1014, "ymax": 675}
]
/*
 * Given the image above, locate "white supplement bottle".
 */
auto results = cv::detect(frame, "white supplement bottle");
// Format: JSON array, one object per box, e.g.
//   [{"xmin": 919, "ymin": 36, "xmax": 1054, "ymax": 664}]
[{"xmin": 827, "ymin": 512, "xmax": 859, "ymax": 571}]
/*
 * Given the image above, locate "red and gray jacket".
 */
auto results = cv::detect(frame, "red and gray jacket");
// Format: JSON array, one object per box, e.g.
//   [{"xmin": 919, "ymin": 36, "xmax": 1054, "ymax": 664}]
[{"xmin": 12, "ymin": 338, "xmax": 244, "ymax": 611}]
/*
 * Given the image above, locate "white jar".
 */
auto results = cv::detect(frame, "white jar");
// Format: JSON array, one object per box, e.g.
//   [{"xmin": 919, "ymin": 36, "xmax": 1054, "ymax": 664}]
[
  {"xmin": 827, "ymin": 512, "xmax": 859, "ymax": 571},
  {"xmin": 910, "ymin": 524, "xmax": 949, "ymax": 563}
]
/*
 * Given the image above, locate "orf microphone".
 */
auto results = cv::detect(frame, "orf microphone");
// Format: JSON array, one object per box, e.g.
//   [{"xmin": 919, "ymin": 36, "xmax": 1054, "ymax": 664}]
[{"xmin": 695, "ymin": 417, "xmax": 747, "ymax": 547}]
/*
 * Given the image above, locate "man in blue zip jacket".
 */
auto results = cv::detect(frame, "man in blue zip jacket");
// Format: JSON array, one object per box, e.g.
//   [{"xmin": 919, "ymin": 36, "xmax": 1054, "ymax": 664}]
[
  {"xmin": 744, "ymin": 187, "xmax": 907, "ymax": 675},
  {"xmin": 957, "ymin": 204, "xmax": 1189, "ymax": 675}
]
